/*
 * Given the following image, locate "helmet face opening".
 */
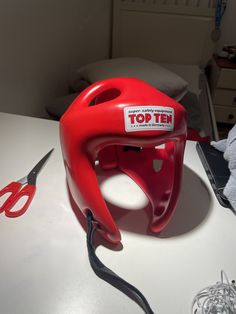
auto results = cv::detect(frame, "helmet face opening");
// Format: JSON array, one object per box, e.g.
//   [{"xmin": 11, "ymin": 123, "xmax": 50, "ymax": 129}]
[{"xmin": 60, "ymin": 77, "xmax": 187, "ymax": 243}]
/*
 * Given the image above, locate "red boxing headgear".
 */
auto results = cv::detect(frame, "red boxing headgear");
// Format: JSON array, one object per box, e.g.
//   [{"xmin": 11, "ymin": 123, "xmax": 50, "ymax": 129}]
[{"xmin": 60, "ymin": 78, "xmax": 187, "ymax": 243}]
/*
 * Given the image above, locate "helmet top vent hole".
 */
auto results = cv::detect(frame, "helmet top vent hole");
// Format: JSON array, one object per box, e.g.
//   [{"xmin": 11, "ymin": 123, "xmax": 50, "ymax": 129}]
[{"xmin": 90, "ymin": 88, "xmax": 121, "ymax": 106}]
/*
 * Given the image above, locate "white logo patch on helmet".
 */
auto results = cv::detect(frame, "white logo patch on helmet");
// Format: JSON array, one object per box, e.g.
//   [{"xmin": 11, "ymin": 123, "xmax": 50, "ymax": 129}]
[{"xmin": 124, "ymin": 106, "xmax": 174, "ymax": 132}]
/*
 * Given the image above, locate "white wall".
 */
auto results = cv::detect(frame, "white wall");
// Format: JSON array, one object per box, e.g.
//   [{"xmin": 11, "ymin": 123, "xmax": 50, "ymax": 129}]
[
  {"xmin": 0, "ymin": 0, "xmax": 111, "ymax": 118},
  {"xmin": 216, "ymin": 0, "xmax": 236, "ymax": 53}
]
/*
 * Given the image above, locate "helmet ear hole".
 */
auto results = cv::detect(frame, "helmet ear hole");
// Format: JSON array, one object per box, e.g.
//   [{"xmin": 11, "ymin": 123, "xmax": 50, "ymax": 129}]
[
  {"xmin": 153, "ymin": 159, "xmax": 163, "ymax": 172},
  {"xmin": 90, "ymin": 88, "xmax": 121, "ymax": 106}
]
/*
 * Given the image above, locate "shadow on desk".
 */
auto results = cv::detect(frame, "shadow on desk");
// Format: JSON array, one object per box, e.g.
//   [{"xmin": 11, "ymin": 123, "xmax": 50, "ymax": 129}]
[
  {"xmin": 68, "ymin": 164, "xmax": 212, "ymax": 248},
  {"xmin": 158, "ymin": 165, "xmax": 212, "ymax": 238},
  {"xmin": 105, "ymin": 165, "xmax": 212, "ymax": 239}
]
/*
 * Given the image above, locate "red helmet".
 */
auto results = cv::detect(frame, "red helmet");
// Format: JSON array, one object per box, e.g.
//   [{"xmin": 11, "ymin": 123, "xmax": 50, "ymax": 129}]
[{"xmin": 60, "ymin": 77, "xmax": 187, "ymax": 243}]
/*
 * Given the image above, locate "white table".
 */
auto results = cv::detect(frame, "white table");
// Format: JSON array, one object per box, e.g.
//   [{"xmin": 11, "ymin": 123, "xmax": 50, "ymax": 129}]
[{"xmin": 0, "ymin": 112, "xmax": 235, "ymax": 314}]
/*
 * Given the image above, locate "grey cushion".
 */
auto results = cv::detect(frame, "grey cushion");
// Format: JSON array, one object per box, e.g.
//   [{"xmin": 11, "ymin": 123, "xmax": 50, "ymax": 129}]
[
  {"xmin": 45, "ymin": 93, "xmax": 79, "ymax": 120},
  {"xmin": 72, "ymin": 57, "xmax": 188, "ymax": 101}
]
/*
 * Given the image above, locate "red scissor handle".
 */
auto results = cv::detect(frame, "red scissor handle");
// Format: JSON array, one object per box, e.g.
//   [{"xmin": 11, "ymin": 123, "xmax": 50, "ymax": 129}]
[
  {"xmin": 0, "ymin": 181, "xmax": 22, "ymax": 213},
  {"xmin": 0, "ymin": 182, "xmax": 36, "ymax": 217}
]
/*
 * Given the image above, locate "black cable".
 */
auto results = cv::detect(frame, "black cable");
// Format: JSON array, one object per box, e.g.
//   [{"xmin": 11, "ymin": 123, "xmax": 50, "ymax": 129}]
[{"xmin": 86, "ymin": 210, "xmax": 155, "ymax": 314}]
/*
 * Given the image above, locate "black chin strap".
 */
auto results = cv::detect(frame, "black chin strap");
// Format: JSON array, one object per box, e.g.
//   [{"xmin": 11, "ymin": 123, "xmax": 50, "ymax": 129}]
[{"xmin": 86, "ymin": 211, "xmax": 155, "ymax": 314}]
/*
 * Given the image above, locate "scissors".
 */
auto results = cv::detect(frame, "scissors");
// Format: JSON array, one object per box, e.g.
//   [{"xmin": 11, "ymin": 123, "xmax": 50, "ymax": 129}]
[{"xmin": 0, "ymin": 149, "xmax": 54, "ymax": 218}]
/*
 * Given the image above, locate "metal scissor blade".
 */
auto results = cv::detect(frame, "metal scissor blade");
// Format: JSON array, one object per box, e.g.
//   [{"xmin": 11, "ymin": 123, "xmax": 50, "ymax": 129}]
[{"xmin": 27, "ymin": 148, "xmax": 54, "ymax": 185}]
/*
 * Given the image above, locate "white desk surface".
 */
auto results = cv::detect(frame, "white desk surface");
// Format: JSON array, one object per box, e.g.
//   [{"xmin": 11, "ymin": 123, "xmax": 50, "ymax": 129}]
[{"xmin": 0, "ymin": 112, "xmax": 235, "ymax": 314}]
